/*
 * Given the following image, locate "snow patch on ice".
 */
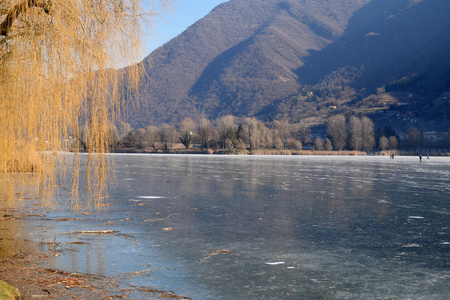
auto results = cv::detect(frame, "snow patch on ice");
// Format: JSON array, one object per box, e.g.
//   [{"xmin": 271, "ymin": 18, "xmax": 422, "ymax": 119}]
[{"xmin": 403, "ymin": 243, "xmax": 421, "ymax": 248}]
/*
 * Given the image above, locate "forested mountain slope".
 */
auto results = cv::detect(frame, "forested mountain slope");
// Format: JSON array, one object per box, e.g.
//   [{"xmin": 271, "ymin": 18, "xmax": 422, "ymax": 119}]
[{"xmin": 125, "ymin": 0, "xmax": 450, "ymax": 129}]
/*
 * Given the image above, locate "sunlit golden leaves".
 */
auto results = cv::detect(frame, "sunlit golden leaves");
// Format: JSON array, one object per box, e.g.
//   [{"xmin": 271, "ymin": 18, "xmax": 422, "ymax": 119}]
[{"xmin": 0, "ymin": 0, "xmax": 171, "ymax": 207}]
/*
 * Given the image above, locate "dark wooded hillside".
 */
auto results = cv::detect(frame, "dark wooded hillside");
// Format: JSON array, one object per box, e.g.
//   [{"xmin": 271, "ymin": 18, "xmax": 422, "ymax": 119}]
[{"xmin": 125, "ymin": 0, "xmax": 450, "ymax": 133}]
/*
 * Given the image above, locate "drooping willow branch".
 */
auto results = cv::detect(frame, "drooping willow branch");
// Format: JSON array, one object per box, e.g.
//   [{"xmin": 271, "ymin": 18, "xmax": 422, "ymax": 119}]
[
  {"xmin": 0, "ymin": 0, "xmax": 172, "ymax": 208},
  {"xmin": 1, "ymin": 0, "xmax": 52, "ymax": 36}
]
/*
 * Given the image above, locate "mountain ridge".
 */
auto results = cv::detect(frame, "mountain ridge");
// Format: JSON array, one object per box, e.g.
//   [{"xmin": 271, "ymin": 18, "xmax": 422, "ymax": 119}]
[{"xmin": 125, "ymin": 0, "xmax": 450, "ymax": 131}]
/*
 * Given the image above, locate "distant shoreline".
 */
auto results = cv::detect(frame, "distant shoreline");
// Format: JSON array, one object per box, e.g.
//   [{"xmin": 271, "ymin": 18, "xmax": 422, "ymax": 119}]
[{"xmin": 113, "ymin": 148, "xmax": 450, "ymax": 156}]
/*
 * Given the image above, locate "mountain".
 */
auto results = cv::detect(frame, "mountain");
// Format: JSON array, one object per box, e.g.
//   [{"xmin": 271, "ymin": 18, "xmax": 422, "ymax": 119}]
[{"xmin": 125, "ymin": 0, "xmax": 450, "ymax": 130}]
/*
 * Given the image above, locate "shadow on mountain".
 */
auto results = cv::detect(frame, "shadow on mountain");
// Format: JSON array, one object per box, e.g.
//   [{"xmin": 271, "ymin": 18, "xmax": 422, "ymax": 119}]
[
  {"xmin": 188, "ymin": 36, "xmax": 256, "ymax": 97},
  {"xmin": 296, "ymin": 0, "xmax": 450, "ymax": 89}
]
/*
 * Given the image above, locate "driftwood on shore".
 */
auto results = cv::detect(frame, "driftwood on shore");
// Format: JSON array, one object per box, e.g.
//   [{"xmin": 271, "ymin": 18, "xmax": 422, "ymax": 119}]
[{"xmin": 62, "ymin": 230, "xmax": 136, "ymax": 242}]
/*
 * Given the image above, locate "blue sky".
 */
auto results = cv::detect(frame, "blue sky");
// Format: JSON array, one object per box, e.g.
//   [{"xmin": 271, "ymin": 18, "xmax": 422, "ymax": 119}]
[{"xmin": 145, "ymin": 0, "xmax": 228, "ymax": 56}]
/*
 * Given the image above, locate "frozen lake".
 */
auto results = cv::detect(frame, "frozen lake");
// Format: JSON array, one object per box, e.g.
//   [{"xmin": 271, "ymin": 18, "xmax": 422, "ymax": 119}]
[{"xmin": 23, "ymin": 155, "xmax": 450, "ymax": 299}]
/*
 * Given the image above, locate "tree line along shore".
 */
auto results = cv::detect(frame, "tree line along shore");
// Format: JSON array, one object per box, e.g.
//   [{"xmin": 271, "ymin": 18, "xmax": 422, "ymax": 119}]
[{"xmin": 112, "ymin": 114, "xmax": 450, "ymax": 156}]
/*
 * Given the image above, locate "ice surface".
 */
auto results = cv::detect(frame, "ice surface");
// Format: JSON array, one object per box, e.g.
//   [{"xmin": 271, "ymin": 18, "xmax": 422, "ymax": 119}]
[{"xmin": 22, "ymin": 155, "xmax": 450, "ymax": 300}]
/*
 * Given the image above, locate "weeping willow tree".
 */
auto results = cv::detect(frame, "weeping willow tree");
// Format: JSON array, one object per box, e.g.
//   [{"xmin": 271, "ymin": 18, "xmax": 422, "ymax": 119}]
[{"xmin": 0, "ymin": 0, "xmax": 171, "ymax": 207}]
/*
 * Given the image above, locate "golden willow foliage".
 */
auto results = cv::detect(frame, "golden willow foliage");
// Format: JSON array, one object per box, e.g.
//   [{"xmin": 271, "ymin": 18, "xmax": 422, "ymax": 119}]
[{"xmin": 0, "ymin": 0, "xmax": 171, "ymax": 207}]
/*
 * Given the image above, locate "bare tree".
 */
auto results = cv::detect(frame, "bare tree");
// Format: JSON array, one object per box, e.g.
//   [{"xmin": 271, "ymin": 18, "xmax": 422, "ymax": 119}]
[
  {"xmin": 143, "ymin": 126, "xmax": 159, "ymax": 150},
  {"xmin": 261, "ymin": 126, "xmax": 273, "ymax": 149},
  {"xmin": 235, "ymin": 138, "xmax": 246, "ymax": 150},
  {"xmin": 324, "ymin": 138, "xmax": 333, "ymax": 151},
  {"xmin": 349, "ymin": 115, "xmax": 363, "ymax": 151},
  {"xmin": 117, "ymin": 121, "xmax": 133, "ymax": 140},
  {"xmin": 224, "ymin": 138, "xmax": 233, "ymax": 150},
  {"xmin": 198, "ymin": 118, "xmax": 213, "ymax": 149},
  {"xmin": 287, "ymin": 138, "xmax": 302, "ymax": 150},
  {"xmin": 388, "ymin": 136, "xmax": 398, "ymax": 150},
  {"xmin": 122, "ymin": 131, "xmax": 139, "ymax": 148},
  {"xmin": 178, "ymin": 118, "xmax": 196, "ymax": 149},
  {"xmin": 379, "ymin": 135, "xmax": 389, "ymax": 151},
  {"xmin": 314, "ymin": 137, "xmax": 324, "ymax": 151},
  {"xmin": 240, "ymin": 117, "xmax": 262, "ymax": 150},
  {"xmin": 272, "ymin": 119, "xmax": 293, "ymax": 148},
  {"xmin": 216, "ymin": 115, "xmax": 237, "ymax": 149},
  {"xmin": 361, "ymin": 116, "xmax": 375, "ymax": 152},
  {"xmin": 159, "ymin": 124, "xmax": 178, "ymax": 150},
  {"xmin": 135, "ymin": 128, "xmax": 147, "ymax": 149},
  {"xmin": 273, "ymin": 135, "xmax": 284, "ymax": 150},
  {"xmin": 327, "ymin": 114, "xmax": 347, "ymax": 150}
]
